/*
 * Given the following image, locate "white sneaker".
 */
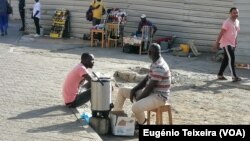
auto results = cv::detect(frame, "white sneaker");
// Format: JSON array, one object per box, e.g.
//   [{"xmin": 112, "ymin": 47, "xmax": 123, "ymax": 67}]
[{"xmin": 34, "ymin": 34, "xmax": 40, "ymax": 37}]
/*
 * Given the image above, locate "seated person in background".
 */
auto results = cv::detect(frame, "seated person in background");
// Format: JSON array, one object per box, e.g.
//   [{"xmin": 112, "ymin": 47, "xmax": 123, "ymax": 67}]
[
  {"xmin": 136, "ymin": 14, "xmax": 157, "ymax": 37},
  {"xmin": 62, "ymin": 53, "xmax": 95, "ymax": 108},
  {"xmin": 113, "ymin": 43, "xmax": 171, "ymax": 127}
]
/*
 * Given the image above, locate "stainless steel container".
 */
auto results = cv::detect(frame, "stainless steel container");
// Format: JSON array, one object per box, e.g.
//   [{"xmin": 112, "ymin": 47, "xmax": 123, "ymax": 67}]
[{"xmin": 91, "ymin": 77, "xmax": 112, "ymax": 112}]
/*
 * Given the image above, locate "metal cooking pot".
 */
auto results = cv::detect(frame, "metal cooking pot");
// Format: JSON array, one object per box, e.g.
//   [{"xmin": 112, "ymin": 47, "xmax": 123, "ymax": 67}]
[{"xmin": 91, "ymin": 77, "xmax": 112, "ymax": 112}]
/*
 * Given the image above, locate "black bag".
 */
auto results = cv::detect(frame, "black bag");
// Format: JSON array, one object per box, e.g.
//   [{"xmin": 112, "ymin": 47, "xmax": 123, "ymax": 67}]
[
  {"xmin": 86, "ymin": 7, "xmax": 93, "ymax": 21},
  {"xmin": 102, "ymin": 6, "xmax": 106, "ymax": 15},
  {"xmin": 83, "ymin": 33, "xmax": 91, "ymax": 40},
  {"xmin": 7, "ymin": 2, "xmax": 13, "ymax": 14},
  {"xmin": 123, "ymin": 44, "xmax": 139, "ymax": 54}
]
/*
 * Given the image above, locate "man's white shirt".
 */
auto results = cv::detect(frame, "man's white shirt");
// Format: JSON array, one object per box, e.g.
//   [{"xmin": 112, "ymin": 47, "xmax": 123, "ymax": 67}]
[{"xmin": 33, "ymin": 2, "xmax": 41, "ymax": 18}]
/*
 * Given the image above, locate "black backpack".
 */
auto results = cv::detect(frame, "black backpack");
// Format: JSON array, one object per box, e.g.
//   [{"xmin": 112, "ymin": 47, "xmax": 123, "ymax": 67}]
[
  {"xmin": 86, "ymin": 8, "xmax": 93, "ymax": 21},
  {"xmin": 123, "ymin": 44, "xmax": 139, "ymax": 54},
  {"xmin": 102, "ymin": 6, "xmax": 106, "ymax": 15}
]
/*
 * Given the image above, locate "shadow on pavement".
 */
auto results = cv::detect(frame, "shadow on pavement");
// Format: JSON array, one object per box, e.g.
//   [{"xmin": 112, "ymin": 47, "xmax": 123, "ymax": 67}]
[
  {"xmin": 26, "ymin": 120, "xmax": 84, "ymax": 133},
  {"xmin": 171, "ymin": 79, "xmax": 230, "ymax": 94},
  {"xmin": 7, "ymin": 105, "xmax": 71, "ymax": 120}
]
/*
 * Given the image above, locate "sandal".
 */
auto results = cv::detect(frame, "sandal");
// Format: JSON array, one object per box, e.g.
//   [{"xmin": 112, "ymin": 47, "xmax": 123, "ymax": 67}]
[
  {"xmin": 232, "ymin": 77, "xmax": 241, "ymax": 82},
  {"xmin": 217, "ymin": 75, "xmax": 227, "ymax": 80}
]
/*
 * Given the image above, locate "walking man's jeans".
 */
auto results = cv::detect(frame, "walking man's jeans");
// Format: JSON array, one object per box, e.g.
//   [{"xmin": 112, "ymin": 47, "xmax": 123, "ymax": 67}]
[
  {"xmin": 218, "ymin": 45, "xmax": 237, "ymax": 78},
  {"xmin": 0, "ymin": 14, "xmax": 8, "ymax": 34},
  {"xmin": 19, "ymin": 9, "xmax": 25, "ymax": 29},
  {"xmin": 34, "ymin": 17, "xmax": 40, "ymax": 34}
]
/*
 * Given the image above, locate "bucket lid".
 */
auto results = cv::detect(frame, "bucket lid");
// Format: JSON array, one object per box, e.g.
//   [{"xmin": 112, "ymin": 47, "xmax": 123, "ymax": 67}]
[{"xmin": 92, "ymin": 77, "xmax": 110, "ymax": 82}]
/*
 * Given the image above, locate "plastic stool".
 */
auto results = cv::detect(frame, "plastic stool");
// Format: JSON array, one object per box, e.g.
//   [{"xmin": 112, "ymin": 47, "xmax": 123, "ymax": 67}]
[{"xmin": 147, "ymin": 103, "xmax": 173, "ymax": 125}]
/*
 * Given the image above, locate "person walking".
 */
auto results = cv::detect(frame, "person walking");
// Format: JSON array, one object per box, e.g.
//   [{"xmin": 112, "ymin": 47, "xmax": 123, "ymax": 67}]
[
  {"xmin": 19, "ymin": 0, "xmax": 25, "ymax": 31},
  {"xmin": 113, "ymin": 43, "xmax": 171, "ymax": 127},
  {"xmin": 0, "ymin": 0, "xmax": 8, "ymax": 36},
  {"xmin": 213, "ymin": 7, "xmax": 241, "ymax": 82},
  {"xmin": 32, "ymin": 0, "xmax": 41, "ymax": 37}
]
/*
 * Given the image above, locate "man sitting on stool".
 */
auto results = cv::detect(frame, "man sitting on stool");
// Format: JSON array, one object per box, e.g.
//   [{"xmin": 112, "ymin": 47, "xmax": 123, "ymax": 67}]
[{"xmin": 113, "ymin": 43, "xmax": 171, "ymax": 128}]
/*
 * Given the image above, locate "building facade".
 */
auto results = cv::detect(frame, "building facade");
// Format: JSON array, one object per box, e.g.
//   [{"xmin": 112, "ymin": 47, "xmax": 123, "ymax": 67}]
[{"xmin": 9, "ymin": 0, "xmax": 249, "ymax": 64}]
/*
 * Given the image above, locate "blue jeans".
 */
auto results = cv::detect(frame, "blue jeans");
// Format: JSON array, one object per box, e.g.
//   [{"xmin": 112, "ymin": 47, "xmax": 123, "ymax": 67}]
[{"xmin": 0, "ymin": 14, "xmax": 8, "ymax": 34}]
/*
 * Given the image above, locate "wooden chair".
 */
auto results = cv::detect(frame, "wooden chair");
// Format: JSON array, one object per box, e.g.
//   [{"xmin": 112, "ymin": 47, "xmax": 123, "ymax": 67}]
[
  {"xmin": 147, "ymin": 103, "xmax": 173, "ymax": 125},
  {"xmin": 90, "ymin": 29, "xmax": 105, "ymax": 48},
  {"xmin": 106, "ymin": 23, "xmax": 120, "ymax": 48}
]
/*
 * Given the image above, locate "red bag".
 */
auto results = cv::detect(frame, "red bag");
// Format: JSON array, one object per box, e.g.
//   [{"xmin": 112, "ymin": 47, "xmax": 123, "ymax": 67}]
[{"xmin": 155, "ymin": 36, "xmax": 174, "ymax": 44}]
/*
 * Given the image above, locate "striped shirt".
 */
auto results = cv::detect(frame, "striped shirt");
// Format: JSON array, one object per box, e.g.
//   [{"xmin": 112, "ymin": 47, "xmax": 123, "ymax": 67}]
[{"xmin": 147, "ymin": 57, "xmax": 171, "ymax": 98}]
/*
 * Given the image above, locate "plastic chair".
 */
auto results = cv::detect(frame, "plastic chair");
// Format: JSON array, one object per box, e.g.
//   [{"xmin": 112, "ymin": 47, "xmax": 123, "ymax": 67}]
[{"xmin": 139, "ymin": 26, "xmax": 154, "ymax": 54}]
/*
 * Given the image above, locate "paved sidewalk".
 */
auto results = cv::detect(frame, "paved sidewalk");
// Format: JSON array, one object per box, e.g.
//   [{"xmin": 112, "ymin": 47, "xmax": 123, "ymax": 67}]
[
  {"xmin": 1, "ymin": 20, "xmax": 141, "ymax": 141},
  {"xmin": 1, "ymin": 20, "xmax": 249, "ymax": 141},
  {"xmin": 0, "ymin": 20, "xmax": 102, "ymax": 141}
]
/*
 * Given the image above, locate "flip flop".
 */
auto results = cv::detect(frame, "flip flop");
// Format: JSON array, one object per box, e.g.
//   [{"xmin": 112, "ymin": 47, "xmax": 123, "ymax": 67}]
[{"xmin": 217, "ymin": 76, "xmax": 227, "ymax": 80}]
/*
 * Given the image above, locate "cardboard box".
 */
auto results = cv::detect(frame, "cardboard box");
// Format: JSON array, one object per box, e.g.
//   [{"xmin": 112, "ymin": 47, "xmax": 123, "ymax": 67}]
[{"xmin": 110, "ymin": 111, "xmax": 135, "ymax": 136}]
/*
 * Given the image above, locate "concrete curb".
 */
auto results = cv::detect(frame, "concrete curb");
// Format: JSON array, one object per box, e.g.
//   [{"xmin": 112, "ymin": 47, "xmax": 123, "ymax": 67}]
[{"xmin": 72, "ymin": 108, "xmax": 103, "ymax": 141}]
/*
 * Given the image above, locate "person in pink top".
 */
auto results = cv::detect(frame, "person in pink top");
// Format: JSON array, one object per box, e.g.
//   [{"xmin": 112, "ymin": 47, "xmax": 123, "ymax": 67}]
[
  {"xmin": 62, "ymin": 53, "xmax": 94, "ymax": 108},
  {"xmin": 213, "ymin": 7, "xmax": 241, "ymax": 82}
]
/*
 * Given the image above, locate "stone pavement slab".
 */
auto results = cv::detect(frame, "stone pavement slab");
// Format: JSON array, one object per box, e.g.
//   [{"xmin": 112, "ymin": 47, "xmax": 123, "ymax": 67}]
[
  {"xmin": 0, "ymin": 20, "xmax": 102, "ymax": 141},
  {"xmin": 0, "ymin": 46, "xmax": 102, "ymax": 141},
  {"xmin": 1, "ymin": 19, "xmax": 249, "ymax": 141}
]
